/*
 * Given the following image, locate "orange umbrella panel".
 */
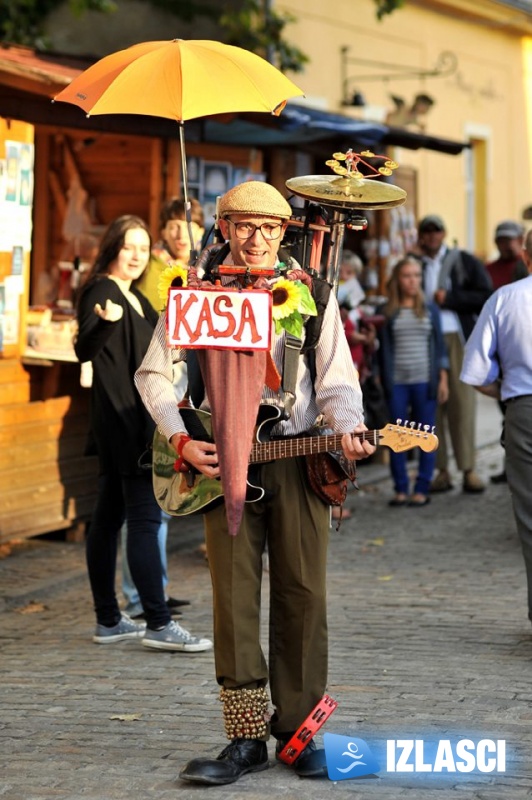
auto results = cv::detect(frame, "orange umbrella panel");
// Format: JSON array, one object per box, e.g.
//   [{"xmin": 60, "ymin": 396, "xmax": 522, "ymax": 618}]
[
  {"xmin": 54, "ymin": 39, "xmax": 305, "ymax": 121},
  {"xmin": 53, "ymin": 38, "xmax": 304, "ymax": 263}
]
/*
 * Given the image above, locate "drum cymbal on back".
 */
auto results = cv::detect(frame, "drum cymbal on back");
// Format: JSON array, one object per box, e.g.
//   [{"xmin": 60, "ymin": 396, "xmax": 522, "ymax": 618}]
[{"xmin": 286, "ymin": 174, "xmax": 407, "ymax": 210}]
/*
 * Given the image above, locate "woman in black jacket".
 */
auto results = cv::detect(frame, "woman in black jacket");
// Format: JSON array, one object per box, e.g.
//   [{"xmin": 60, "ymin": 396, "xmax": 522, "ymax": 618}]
[{"xmin": 75, "ymin": 215, "xmax": 211, "ymax": 652}]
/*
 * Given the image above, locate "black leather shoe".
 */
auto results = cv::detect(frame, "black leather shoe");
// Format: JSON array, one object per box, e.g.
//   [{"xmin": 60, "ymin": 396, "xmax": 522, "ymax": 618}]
[
  {"xmin": 180, "ymin": 739, "xmax": 269, "ymax": 785},
  {"xmin": 490, "ymin": 471, "xmax": 507, "ymax": 485},
  {"xmin": 167, "ymin": 597, "xmax": 191, "ymax": 608},
  {"xmin": 276, "ymin": 737, "xmax": 327, "ymax": 778}
]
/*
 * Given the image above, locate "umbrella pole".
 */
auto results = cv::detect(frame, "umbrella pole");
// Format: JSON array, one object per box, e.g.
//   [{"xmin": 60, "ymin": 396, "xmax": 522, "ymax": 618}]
[{"xmin": 178, "ymin": 123, "xmax": 198, "ymax": 266}]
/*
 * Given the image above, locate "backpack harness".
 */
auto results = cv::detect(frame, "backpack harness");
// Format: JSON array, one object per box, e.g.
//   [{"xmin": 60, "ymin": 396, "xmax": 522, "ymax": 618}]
[{"xmin": 188, "ymin": 242, "xmax": 332, "ymax": 416}]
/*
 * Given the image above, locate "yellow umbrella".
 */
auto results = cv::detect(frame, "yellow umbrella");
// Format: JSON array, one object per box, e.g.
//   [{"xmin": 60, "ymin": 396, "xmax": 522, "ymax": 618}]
[{"xmin": 54, "ymin": 38, "xmax": 305, "ymax": 258}]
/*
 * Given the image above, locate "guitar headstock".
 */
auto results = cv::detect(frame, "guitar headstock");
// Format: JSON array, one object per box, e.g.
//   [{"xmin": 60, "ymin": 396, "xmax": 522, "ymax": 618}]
[{"xmin": 378, "ymin": 420, "xmax": 439, "ymax": 453}]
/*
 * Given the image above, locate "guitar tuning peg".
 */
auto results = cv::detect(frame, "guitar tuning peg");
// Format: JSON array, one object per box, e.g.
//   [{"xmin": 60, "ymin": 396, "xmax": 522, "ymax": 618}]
[
  {"xmin": 431, "ymin": 426, "xmax": 436, "ymax": 434},
  {"xmin": 417, "ymin": 422, "xmax": 422, "ymax": 430},
  {"xmin": 396, "ymin": 418, "xmax": 402, "ymax": 425},
  {"xmin": 423, "ymin": 424, "xmax": 430, "ymax": 433},
  {"xmin": 409, "ymin": 421, "xmax": 416, "ymax": 429},
  {"xmin": 404, "ymin": 420, "xmax": 409, "ymax": 427}
]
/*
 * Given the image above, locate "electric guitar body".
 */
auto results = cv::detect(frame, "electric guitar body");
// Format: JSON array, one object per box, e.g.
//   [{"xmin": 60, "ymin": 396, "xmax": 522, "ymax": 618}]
[{"xmin": 152, "ymin": 404, "xmax": 438, "ymax": 518}]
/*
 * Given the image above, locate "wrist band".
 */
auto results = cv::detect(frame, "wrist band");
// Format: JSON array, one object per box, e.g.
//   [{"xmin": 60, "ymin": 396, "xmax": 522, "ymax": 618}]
[
  {"xmin": 175, "ymin": 434, "xmax": 192, "ymax": 457},
  {"xmin": 173, "ymin": 434, "xmax": 192, "ymax": 473},
  {"xmin": 277, "ymin": 694, "xmax": 338, "ymax": 765}
]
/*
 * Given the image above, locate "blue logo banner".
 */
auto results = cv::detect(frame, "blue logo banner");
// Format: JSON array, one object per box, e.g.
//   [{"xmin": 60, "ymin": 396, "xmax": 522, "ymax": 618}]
[{"xmin": 324, "ymin": 733, "xmax": 380, "ymax": 781}]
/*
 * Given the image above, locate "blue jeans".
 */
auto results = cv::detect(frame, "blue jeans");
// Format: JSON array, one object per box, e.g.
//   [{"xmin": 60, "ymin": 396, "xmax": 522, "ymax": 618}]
[
  {"xmin": 121, "ymin": 515, "xmax": 169, "ymax": 616},
  {"xmin": 388, "ymin": 382, "xmax": 437, "ymax": 496}
]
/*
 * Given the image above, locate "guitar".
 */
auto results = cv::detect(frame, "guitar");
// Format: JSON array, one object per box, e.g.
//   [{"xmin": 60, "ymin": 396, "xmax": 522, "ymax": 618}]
[{"xmin": 151, "ymin": 404, "xmax": 438, "ymax": 517}]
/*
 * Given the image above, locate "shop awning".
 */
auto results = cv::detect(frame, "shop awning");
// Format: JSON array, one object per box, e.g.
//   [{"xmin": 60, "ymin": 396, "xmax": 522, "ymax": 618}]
[
  {"xmin": 203, "ymin": 103, "xmax": 470, "ymax": 156},
  {"xmin": 0, "ymin": 45, "xmax": 470, "ymax": 156}
]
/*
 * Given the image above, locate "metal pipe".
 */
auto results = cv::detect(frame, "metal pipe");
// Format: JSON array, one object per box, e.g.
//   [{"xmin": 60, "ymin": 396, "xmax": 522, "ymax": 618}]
[{"xmin": 325, "ymin": 209, "xmax": 348, "ymax": 295}]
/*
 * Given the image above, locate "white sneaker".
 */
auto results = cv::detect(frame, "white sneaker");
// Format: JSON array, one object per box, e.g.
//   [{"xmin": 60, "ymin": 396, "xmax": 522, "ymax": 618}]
[
  {"xmin": 93, "ymin": 613, "xmax": 146, "ymax": 644},
  {"xmin": 142, "ymin": 620, "xmax": 212, "ymax": 653}
]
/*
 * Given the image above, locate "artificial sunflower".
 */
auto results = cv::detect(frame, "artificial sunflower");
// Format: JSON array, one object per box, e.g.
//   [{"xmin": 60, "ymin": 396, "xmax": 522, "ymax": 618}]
[
  {"xmin": 271, "ymin": 277, "xmax": 302, "ymax": 321},
  {"xmin": 157, "ymin": 262, "xmax": 188, "ymax": 306},
  {"xmin": 270, "ymin": 278, "xmax": 317, "ymax": 338}
]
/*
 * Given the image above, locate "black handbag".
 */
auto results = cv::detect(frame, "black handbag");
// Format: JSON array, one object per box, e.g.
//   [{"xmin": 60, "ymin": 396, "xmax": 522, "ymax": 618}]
[{"xmin": 362, "ymin": 375, "xmax": 389, "ymax": 431}]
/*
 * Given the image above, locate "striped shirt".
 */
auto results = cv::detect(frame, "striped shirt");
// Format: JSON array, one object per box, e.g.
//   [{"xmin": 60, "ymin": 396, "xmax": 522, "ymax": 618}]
[
  {"xmin": 134, "ymin": 276, "xmax": 364, "ymax": 442},
  {"xmin": 393, "ymin": 308, "xmax": 431, "ymax": 385}
]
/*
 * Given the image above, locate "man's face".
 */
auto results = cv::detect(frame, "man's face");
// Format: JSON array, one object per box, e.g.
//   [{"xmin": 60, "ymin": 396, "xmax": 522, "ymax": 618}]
[
  {"xmin": 218, "ymin": 214, "xmax": 287, "ymax": 269},
  {"xmin": 161, "ymin": 217, "xmax": 203, "ymax": 260},
  {"xmin": 496, "ymin": 235, "xmax": 523, "ymax": 261},
  {"xmin": 418, "ymin": 227, "xmax": 446, "ymax": 257}
]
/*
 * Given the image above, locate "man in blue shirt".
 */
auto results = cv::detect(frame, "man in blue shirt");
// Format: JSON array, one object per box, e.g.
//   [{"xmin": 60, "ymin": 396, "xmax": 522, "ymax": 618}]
[{"xmin": 460, "ymin": 229, "xmax": 532, "ymax": 625}]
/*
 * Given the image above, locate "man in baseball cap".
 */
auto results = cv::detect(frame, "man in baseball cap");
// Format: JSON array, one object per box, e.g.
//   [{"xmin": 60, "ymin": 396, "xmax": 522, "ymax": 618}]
[
  {"xmin": 486, "ymin": 220, "xmax": 528, "ymax": 290},
  {"xmin": 418, "ymin": 214, "xmax": 446, "ymax": 234},
  {"xmin": 415, "ymin": 213, "xmax": 492, "ymax": 495},
  {"xmin": 484, "ymin": 219, "xmax": 528, "ymax": 484}
]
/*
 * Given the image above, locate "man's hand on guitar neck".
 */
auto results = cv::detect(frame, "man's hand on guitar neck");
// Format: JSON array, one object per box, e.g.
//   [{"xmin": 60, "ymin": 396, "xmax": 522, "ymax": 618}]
[
  {"xmin": 170, "ymin": 433, "xmax": 220, "ymax": 478},
  {"xmin": 341, "ymin": 424, "xmax": 376, "ymax": 461}
]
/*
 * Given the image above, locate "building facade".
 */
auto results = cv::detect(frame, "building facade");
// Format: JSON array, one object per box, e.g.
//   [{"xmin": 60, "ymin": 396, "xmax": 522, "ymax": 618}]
[{"xmin": 279, "ymin": 0, "xmax": 532, "ymax": 259}]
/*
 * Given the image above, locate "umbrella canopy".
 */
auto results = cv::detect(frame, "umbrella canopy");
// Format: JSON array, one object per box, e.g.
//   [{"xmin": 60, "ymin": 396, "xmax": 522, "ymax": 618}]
[
  {"xmin": 53, "ymin": 38, "xmax": 304, "ymax": 121},
  {"xmin": 54, "ymin": 38, "xmax": 304, "ymax": 259},
  {"xmin": 54, "ymin": 39, "xmax": 305, "ymax": 540}
]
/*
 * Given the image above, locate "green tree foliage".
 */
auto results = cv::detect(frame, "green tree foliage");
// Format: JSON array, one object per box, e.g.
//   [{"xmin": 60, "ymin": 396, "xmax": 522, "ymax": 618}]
[
  {"xmin": 218, "ymin": 1, "xmax": 308, "ymax": 73},
  {"xmin": 373, "ymin": 0, "xmax": 404, "ymax": 19},
  {"xmin": 1, "ymin": 0, "xmax": 403, "ymax": 68},
  {"xmin": 0, "ymin": 0, "xmax": 114, "ymax": 48}
]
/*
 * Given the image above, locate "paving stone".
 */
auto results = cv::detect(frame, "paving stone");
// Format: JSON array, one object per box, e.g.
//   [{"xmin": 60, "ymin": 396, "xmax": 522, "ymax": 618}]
[{"xmin": 1, "ymin": 398, "xmax": 531, "ymax": 797}]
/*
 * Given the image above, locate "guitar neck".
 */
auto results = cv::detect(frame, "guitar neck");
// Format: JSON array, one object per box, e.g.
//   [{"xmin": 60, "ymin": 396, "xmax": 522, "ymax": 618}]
[{"xmin": 250, "ymin": 430, "xmax": 380, "ymax": 464}]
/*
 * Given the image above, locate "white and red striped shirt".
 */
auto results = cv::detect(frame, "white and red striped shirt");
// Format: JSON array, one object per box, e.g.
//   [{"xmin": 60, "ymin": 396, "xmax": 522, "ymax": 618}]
[{"xmin": 135, "ymin": 276, "xmax": 364, "ymax": 442}]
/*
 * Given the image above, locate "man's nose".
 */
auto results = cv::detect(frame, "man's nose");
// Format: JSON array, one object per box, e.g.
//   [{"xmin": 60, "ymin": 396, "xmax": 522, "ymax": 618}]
[{"xmin": 249, "ymin": 226, "xmax": 266, "ymax": 242}]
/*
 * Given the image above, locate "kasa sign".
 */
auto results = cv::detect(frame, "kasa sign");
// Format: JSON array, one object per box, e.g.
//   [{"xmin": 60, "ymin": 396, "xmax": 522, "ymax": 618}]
[{"xmin": 166, "ymin": 287, "xmax": 272, "ymax": 350}]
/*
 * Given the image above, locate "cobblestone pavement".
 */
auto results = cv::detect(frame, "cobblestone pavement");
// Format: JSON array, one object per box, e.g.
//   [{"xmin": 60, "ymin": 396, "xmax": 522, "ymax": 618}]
[{"xmin": 2, "ymin": 398, "xmax": 532, "ymax": 800}]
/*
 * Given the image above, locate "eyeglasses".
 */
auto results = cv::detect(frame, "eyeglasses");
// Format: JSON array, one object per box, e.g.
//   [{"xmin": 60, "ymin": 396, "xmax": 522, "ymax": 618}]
[{"xmin": 226, "ymin": 219, "xmax": 283, "ymax": 241}]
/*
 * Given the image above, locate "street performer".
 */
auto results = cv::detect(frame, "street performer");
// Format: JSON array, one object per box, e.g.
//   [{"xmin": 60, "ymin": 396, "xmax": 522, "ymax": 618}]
[{"xmin": 134, "ymin": 180, "xmax": 375, "ymax": 785}]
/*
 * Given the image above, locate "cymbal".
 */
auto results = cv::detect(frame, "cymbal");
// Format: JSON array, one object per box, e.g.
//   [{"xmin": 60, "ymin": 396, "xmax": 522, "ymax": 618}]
[{"xmin": 286, "ymin": 174, "xmax": 407, "ymax": 210}]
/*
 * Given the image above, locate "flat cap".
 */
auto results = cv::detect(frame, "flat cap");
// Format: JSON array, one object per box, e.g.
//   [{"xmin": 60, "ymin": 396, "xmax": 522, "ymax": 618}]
[
  {"xmin": 418, "ymin": 214, "xmax": 446, "ymax": 233},
  {"xmin": 494, "ymin": 220, "xmax": 524, "ymax": 239},
  {"xmin": 219, "ymin": 181, "xmax": 292, "ymax": 220}
]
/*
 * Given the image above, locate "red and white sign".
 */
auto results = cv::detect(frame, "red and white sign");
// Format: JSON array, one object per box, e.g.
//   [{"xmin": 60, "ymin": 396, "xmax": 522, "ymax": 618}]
[{"xmin": 166, "ymin": 287, "xmax": 272, "ymax": 350}]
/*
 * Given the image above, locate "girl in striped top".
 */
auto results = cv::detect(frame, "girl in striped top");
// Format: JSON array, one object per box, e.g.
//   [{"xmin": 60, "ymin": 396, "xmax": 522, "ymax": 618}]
[{"xmin": 378, "ymin": 257, "xmax": 449, "ymax": 507}]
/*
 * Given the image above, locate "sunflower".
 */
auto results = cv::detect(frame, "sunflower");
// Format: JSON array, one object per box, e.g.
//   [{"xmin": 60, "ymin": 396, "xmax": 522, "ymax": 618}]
[
  {"xmin": 158, "ymin": 262, "xmax": 188, "ymax": 305},
  {"xmin": 271, "ymin": 278, "xmax": 302, "ymax": 321}
]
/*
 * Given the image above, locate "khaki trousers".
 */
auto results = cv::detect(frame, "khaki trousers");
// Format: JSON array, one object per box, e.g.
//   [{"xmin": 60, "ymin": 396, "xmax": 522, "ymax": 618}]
[
  {"xmin": 204, "ymin": 455, "xmax": 330, "ymax": 736},
  {"xmin": 505, "ymin": 397, "xmax": 532, "ymax": 619},
  {"xmin": 436, "ymin": 332, "xmax": 476, "ymax": 472}
]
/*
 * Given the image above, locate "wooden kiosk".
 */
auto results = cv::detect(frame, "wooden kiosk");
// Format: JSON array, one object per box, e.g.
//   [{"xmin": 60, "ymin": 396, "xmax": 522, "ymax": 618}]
[{"xmin": 0, "ymin": 46, "xmax": 262, "ymax": 544}]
